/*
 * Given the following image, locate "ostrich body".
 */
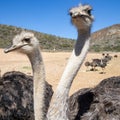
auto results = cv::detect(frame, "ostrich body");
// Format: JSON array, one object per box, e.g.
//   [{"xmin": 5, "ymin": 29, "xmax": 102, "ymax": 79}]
[
  {"xmin": 0, "ymin": 71, "xmax": 53, "ymax": 120},
  {"xmin": 0, "ymin": 71, "xmax": 34, "ymax": 120},
  {"xmin": 68, "ymin": 76, "xmax": 120, "ymax": 120},
  {"xmin": 4, "ymin": 31, "xmax": 53, "ymax": 120},
  {"xmin": 81, "ymin": 76, "xmax": 120, "ymax": 120},
  {"xmin": 47, "ymin": 4, "xmax": 94, "ymax": 120}
]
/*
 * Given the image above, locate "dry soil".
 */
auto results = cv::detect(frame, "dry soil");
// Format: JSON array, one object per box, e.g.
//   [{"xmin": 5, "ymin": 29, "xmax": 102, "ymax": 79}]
[{"xmin": 0, "ymin": 49, "xmax": 120, "ymax": 95}]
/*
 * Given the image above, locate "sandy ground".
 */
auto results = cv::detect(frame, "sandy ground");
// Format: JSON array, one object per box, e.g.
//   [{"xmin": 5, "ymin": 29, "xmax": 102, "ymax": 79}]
[{"xmin": 0, "ymin": 49, "xmax": 120, "ymax": 95}]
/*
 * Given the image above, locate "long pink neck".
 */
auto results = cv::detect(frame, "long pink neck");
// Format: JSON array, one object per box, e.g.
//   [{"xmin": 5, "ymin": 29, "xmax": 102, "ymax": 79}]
[
  {"xmin": 47, "ymin": 28, "xmax": 91, "ymax": 120},
  {"xmin": 28, "ymin": 47, "xmax": 46, "ymax": 120}
]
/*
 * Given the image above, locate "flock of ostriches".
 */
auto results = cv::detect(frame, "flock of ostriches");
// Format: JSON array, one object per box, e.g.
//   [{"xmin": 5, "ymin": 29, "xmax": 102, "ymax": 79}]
[
  {"xmin": 0, "ymin": 4, "xmax": 120, "ymax": 120},
  {"xmin": 84, "ymin": 53, "xmax": 118, "ymax": 73}
]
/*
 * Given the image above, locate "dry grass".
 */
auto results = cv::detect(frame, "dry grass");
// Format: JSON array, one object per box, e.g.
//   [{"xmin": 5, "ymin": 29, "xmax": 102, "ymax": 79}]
[{"xmin": 0, "ymin": 49, "xmax": 120, "ymax": 95}]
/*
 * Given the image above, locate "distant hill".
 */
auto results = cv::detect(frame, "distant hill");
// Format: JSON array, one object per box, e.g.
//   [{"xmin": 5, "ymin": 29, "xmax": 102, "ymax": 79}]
[
  {"xmin": 0, "ymin": 24, "xmax": 75, "ymax": 51},
  {"xmin": 0, "ymin": 24, "xmax": 120, "ymax": 52},
  {"xmin": 90, "ymin": 24, "xmax": 120, "ymax": 52}
]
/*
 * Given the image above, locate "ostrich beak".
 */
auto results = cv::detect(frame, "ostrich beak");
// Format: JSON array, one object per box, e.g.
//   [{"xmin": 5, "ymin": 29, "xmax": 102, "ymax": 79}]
[
  {"xmin": 4, "ymin": 45, "xmax": 19, "ymax": 53},
  {"xmin": 4, "ymin": 43, "xmax": 28, "ymax": 53}
]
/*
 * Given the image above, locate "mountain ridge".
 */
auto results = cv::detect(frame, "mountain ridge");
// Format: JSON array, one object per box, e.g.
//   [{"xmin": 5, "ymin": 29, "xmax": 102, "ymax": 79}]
[
  {"xmin": 90, "ymin": 24, "xmax": 120, "ymax": 52},
  {"xmin": 0, "ymin": 24, "xmax": 120, "ymax": 52},
  {"xmin": 0, "ymin": 24, "xmax": 75, "ymax": 51}
]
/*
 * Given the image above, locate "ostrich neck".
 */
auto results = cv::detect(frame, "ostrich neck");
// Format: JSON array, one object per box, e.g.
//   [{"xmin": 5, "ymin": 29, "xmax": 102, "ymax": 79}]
[
  {"xmin": 27, "ymin": 47, "xmax": 45, "ymax": 120},
  {"xmin": 58, "ymin": 28, "xmax": 91, "ymax": 92},
  {"xmin": 47, "ymin": 28, "xmax": 91, "ymax": 120}
]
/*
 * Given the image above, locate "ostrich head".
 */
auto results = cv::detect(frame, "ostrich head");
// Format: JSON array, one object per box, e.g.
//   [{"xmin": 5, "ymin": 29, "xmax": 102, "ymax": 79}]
[
  {"xmin": 69, "ymin": 4, "xmax": 94, "ymax": 29},
  {"xmin": 4, "ymin": 31, "xmax": 39, "ymax": 54}
]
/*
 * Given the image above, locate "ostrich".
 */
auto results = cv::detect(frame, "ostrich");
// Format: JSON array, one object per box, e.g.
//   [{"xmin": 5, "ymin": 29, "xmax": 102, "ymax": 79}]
[
  {"xmin": 90, "ymin": 58, "xmax": 107, "ymax": 73},
  {"xmin": 105, "ymin": 53, "xmax": 112, "ymax": 62},
  {"xmin": 47, "ymin": 4, "xmax": 94, "ymax": 120},
  {"xmin": 47, "ymin": 3, "xmax": 120, "ymax": 120},
  {"xmin": 84, "ymin": 61, "xmax": 91, "ymax": 71},
  {"xmin": 3, "ymin": 31, "xmax": 53, "ymax": 120},
  {"xmin": 64, "ymin": 4, "xmax": 120, "ymax": 120},
  {"xmin": 114, "ymin": 54, "xmax": 118, "ymax": 58},
  {"xmin": 98, "ymin": 59, "xmax": 107, "ymax": 74},
  {"xmin": 90, "ymin": 60, "xmax": 98, "ymax": 71}
]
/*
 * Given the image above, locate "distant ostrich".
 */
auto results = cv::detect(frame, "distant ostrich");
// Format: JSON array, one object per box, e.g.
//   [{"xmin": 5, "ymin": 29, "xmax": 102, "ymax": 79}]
[
  {"xmin": 105, "ymin": 53, "xmax": 112, "ymax": 62},
  {"xmin": 84, "ymin": 61, "xmax": 91, "ymax": 71},
  {"xmin": 3, "ymin": 31, "xmax": 53, "ymax": 120},
  {"xmin": 89, "ymin": 58, "xmax": 107, "ymax": 73},
  {"xmin": 47, "ymin": 4, "xmax": 94, "ymax": 120},
  {"xmin": 98, "ymin": 59, "xmax": 107, "ymax": 74},
  {"xmin": 90, "ymin": 60, "xmax": 98, "ymax": 71},
  {"xmin": 114, "ymin": 54, "xmax": 118, "ymax": 58},
  {"xmin": 91, "ymin": 58, "xmax": 107, "ymax": 73}
]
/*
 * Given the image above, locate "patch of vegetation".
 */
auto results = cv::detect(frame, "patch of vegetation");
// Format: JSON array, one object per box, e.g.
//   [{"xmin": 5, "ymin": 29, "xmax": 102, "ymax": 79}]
[
  {"xmin": 90, "ymin": 44, "xmax": 120, "ymax": 52},
  {"xmin": 90, "ymin": 45, "xmax": 101, "ymax": 52},
  {"xmin": 1, "ymin": 24, "xmax": 120, "ymax": 52},
  {"xmin": 102, "ymin": 45, "xmax": 120, "ymax": 52},
  {"xmin": 0, "ymin": 24, "xmax": 75, "ymax": 51},
  {"xmin": 22, "ymin": 66, "xmax": 31, "ymax": 70}
]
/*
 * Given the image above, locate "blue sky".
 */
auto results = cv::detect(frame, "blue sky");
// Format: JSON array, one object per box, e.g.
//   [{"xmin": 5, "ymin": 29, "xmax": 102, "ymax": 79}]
[{"xmin": 0, "ymin": 0, "xmax": 120, "ymax": 39}]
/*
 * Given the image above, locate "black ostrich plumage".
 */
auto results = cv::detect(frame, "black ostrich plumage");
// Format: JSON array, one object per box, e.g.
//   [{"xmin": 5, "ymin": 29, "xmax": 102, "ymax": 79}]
[
  {"xmin": 69, "ymin": 76, "xmax": 120, "ymax": 120},
  {"xmin": 0, "ymin": 71, "xmax": 53, "ymax": 120},
  {"xmin": 0, "ymin": 72, "xmax": 120, "ymax": 120}
]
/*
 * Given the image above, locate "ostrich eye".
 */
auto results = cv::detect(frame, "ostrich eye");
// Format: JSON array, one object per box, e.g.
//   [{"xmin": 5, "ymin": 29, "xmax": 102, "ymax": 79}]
[
  {"xmin": 23, "ymin": 38, "xmax": 30, "ymax": 43},
  {"xmin": 87, "ymin": 9, "xmax": 91, "ymax": 16},
  {"xmin": 69, "ymin": 12, "xmax": 73, "ymax": 16}
]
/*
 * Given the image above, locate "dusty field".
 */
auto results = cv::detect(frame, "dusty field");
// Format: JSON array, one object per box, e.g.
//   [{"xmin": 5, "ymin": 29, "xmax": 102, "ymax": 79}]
[{"xmin": 0, "ymin": 49, "xmax": 120, "ymax": 95}]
